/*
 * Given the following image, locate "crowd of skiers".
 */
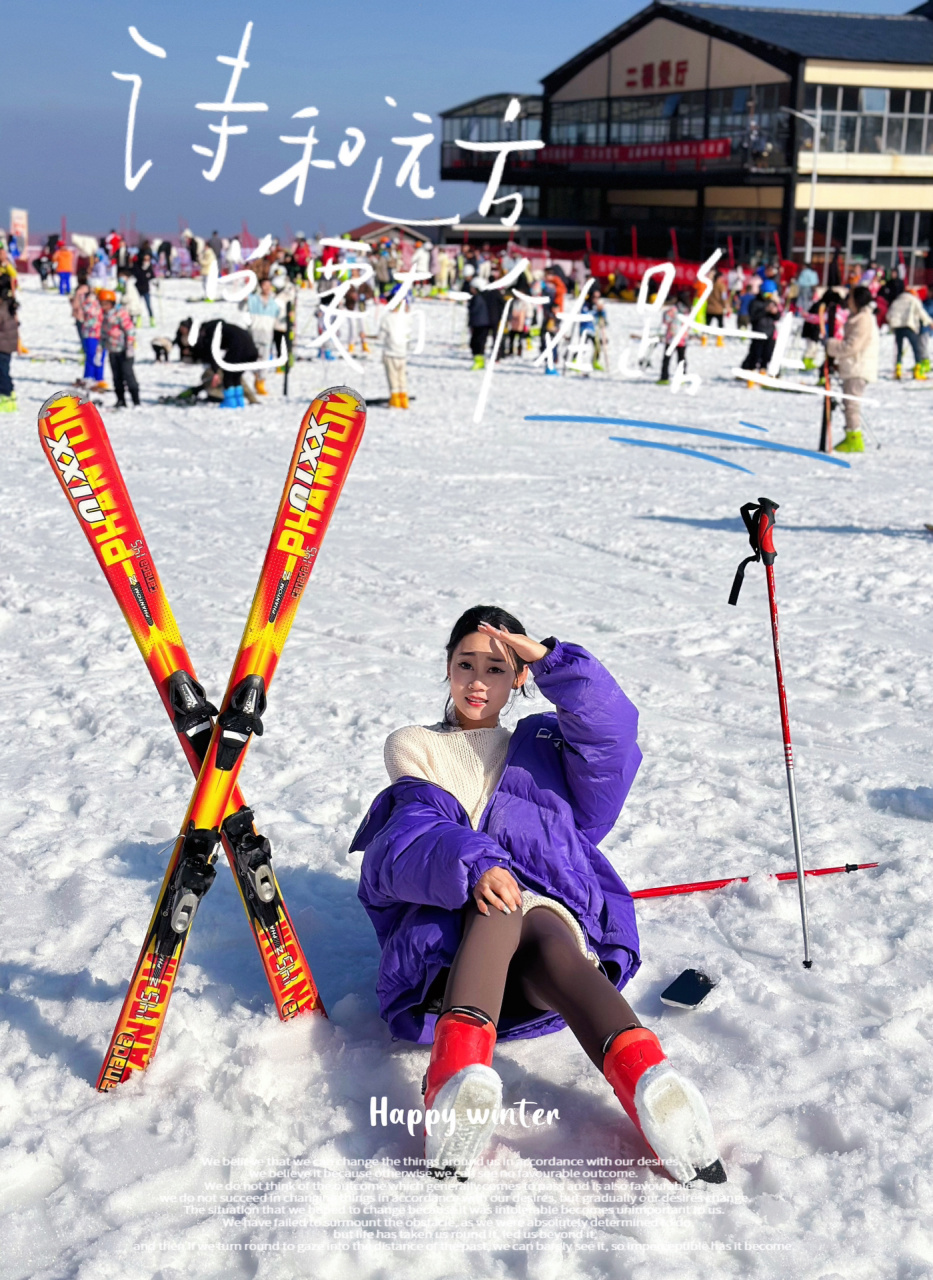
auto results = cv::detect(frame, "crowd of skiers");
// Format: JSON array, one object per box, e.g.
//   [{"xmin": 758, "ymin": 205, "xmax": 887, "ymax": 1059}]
[
  {"xmin": 2, "ymin": 220, "xmax": 931, "ymax": 433},
  {"xmin": 642, "ymin": 254, "xmax": 932, "ymax": 452}
]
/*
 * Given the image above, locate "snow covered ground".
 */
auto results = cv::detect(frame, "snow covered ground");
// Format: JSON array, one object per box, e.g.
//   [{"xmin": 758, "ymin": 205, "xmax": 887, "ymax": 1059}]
[{"xmin": 2, "ymin": 273, "xmax": 933, "ymax": 1279}]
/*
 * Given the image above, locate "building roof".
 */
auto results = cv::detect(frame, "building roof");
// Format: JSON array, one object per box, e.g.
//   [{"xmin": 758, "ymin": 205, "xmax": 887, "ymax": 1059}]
[
  {"xmin": 666, "ymin": 1, "xmax": 933, "ymax": 61},
  {"xmin": 440, "ymin": 93, "xmax": 542, "ymax": 119},
  {"xmin": 345, "ymin": 221, "xmax": 429, "ymax": 244},
  {"xmin": 542, "ymin": 1, "xmax": 933, "ymax": 93}
]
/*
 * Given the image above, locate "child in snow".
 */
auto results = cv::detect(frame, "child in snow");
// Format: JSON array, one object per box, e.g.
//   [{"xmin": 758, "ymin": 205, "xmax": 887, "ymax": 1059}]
[
  {"xmin": 353, "ymin": 606, "xmax": 724, "ymax": 1185},
  {"xmin": 657, "ymin": 296, "xmax": 689, "ymax": 384},
  {"xmin": 590, "ymin": 288, "xmax": 610, "ymax": 371},
  {"xmin": 0, "ymin": 273, "xmax": 20, "ymax": 412},
  {"xmin": 78, "ymin": 288, "xmax": 107, "ymax": 390},
  {"xmin": 99, "ymin": 290, "xmax": 140, "ymax": 408},
  {"xmin": 381, "ymin": 290, "xmax": 412, "ymax": 407}
]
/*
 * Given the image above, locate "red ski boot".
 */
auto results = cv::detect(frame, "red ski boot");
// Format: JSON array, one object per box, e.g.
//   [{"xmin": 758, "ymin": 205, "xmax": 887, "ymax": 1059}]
[
  {"xmin": 423, "ymin": 1007, "xmax": 501, "ymax": 1181},
  {"xmin": 603, "ymin": 1027, "xmax": 725, "ymax": 1185}
]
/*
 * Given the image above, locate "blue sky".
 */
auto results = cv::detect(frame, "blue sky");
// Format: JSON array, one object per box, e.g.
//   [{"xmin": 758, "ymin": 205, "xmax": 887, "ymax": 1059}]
[{"xmin": 1, "ymin": 0, "xmax": 916, "ymax": 242}]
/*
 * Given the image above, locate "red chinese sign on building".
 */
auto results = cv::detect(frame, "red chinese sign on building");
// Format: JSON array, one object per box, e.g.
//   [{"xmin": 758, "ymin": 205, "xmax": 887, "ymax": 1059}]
[
  {"xmin": 626, "ymin": 60, "xmax": 689, "ymax": 90},
  {"xmin": 538, "ymin": 138, "xmax": 731, "ymax": 166}
]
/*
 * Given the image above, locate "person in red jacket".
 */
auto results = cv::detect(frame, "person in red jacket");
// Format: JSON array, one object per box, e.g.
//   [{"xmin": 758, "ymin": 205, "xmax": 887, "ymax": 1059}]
[{"xmin": 293, "ymin": 234, "xmax": 313, "ymax": 286}]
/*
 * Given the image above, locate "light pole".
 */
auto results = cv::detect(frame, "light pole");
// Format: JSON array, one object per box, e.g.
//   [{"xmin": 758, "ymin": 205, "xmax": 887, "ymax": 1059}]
[{"xmin": 781, "ymin": 103, "xmax": 822, "ymax": 267}]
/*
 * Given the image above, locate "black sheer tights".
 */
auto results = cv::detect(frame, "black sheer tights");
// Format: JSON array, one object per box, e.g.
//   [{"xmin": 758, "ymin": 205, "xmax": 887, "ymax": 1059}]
[{"xmin": 442, "ymin": 901, "xmax": 640, "ymax": 1069}]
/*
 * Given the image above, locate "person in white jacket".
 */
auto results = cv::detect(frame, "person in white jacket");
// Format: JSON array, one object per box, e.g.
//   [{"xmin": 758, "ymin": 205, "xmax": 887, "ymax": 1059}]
[
  {"xmin": 243, "ymin": 277, "xmax": 282, "ymax": 395},
  {"xmin": 116, "ymin": 266, "xmax": 143, "ymax": 326},
  {"xmin": 411, "ymin": 240, "xmax": 432, "ymax": 295},
  {"xmin": 381, "ymin": 292, "xmax": 412, "ymax": 408},
  {"xmin": 886, "ymin": 286, "xmax": 930, "ymax": 380},
  {"xmin": 826, "ymin": 285, "xmax": 879, "ymax": 453}
]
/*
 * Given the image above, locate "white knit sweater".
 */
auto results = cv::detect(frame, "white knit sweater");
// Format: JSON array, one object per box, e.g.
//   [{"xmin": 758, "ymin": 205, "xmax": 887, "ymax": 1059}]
[
  {"xmin": 383, "ymin": 720, "xmax": 598, "ymax": 964},
  {"xmin": 384, "ymin": 722, "xmax": 511, "ymax": 829}
]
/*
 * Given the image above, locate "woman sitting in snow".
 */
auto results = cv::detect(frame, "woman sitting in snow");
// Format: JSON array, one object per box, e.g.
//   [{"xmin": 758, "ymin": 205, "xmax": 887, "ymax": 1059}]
[{"xmin": 353, "ymin": 606, "xmax": 723, "ymax": 1185}]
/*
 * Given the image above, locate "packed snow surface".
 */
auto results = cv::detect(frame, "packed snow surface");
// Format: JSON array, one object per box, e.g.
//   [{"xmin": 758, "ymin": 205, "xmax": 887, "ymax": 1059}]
[{"xmin": 2, "ymin": 276, "xmax": 932, "ymax": 1278}]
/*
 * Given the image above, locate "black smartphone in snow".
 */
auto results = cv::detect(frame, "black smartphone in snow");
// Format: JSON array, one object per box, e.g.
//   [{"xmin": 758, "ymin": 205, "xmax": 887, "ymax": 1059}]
[{"xmin": 660, "ymin": 969, "xmax": 718, "ymax": 1009}]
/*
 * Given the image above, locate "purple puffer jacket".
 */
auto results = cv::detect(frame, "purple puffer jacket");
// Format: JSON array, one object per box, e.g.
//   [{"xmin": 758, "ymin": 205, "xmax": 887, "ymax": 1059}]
[{"xmin": 352, "ymin": 640, "xmax": 643, "ymax": 1044}]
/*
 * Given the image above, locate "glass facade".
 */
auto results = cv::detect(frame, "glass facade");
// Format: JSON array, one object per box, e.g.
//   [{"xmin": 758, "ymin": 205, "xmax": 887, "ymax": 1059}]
[
  {"xmin": 802, "ymin": 85, "xmax": 933, "ymax": 155},
  {"xmin": 548, "ymin": 99, "xmax": 608, "ymax": 145},
  {"xmin": 549, "ymin": 82, "xmax": 789, "ymax": 164},
  {"xmin": 702, "ymin": 207, "xmax": 782, "ymax": 262},
  {"xmin": 441, "ymin": 98, "xmax": 542, "ymax": 145},
  {"xmin": 793, "ymin": 208, "xmax": 932, "ymax": 284},
  {"xmin": 609, "ymin": 91, "xmax": 705, "ymax": 143},
  {"xmin": 495, "ymin": 186, "xmax": 541, "ymax": 219},
  {"xmin": 438, "ymin": 68, "xmax": 933, "ymax": 266}
]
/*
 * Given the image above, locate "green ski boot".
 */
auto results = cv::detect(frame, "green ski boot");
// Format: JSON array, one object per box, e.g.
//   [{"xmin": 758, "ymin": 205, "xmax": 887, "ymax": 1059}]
[{"xmin": 834, "ymin": 430, "xmax": 864, "ymax": 453}]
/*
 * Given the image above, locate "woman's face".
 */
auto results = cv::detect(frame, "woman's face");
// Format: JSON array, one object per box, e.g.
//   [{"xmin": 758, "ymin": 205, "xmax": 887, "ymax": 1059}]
[{"xmin": 447, "ymin": 631, "xmax": 525, "ymax": 729}]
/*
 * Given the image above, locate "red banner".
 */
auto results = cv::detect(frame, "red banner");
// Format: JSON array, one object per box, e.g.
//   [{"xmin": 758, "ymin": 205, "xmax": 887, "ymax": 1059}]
[
  {"xmin": 589, "ymin": 254, "xmax": 700, "ymax": 286},
  {"xmin": 538, "ymin": 138, "xmax": 731, "ymax": 166}
]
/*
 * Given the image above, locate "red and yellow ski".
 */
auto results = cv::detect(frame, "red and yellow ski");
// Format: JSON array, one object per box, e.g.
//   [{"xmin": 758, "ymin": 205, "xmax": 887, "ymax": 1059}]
[{"xmin": 38, "ymin": 388, "xmax": 365, "ymax": 1089}]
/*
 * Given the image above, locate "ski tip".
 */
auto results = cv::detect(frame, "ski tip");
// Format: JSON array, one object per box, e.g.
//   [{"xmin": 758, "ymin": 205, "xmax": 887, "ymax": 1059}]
[
  {"xmin": 38, "ymin": 388, "xmax": 93, "ymax": 423},
  {"xmin": 314, "ymin": 386, "xmax": 366, "ymax": 414}
]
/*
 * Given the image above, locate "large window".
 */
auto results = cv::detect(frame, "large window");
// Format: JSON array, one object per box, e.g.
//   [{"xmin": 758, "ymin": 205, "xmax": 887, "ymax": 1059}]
[
  {"xmin": 442, "ymin": 97, "xmax": 542, "ymax": 145},
  {"xmin": 709, "ymin": 83, "xmax": 790, "ymax": 162},
  {"xmin": 608, "ymin": 90, "xmax": 705, "ymax": 143},
  {"xmin": 549, "ymin": 100, "xmax": 608, "ymax": 145},
  {"xmin": 793, "ymin": 207, "xmax": 931, "ymax": 284},
  {"xmin": 802, "ymin": 84, "xmax": 932, "ymax": 155},
  {"xmin": 495, "ymin": 185, "xmax": 540, "ymax": 218},
  {"xmin": 702, "ymin": 207, "xmax": 782, "ymax": 264},
  {"xmin": 552, "ymin": 83, "xmax": 788, "ymax": 159}
]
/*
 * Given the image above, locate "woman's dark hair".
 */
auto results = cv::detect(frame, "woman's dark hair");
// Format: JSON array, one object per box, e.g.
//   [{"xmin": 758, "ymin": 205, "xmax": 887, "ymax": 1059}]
[
  {"xmin": 850, "ymin": 285, "xmax": 873, "ymax": 311},
  {"xmin": 445, "ymin": 605, "xmax": 531, "ymax": 698}
]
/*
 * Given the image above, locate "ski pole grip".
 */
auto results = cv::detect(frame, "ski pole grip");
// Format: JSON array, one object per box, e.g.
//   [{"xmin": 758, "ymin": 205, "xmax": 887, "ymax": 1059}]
[
  {"xmin": 730, "ymin": 497, "xmax": 777, "ymax": 605},
  {"xmin": 756, "ymin": 497, "xmax": 779, "ymax": 566}
]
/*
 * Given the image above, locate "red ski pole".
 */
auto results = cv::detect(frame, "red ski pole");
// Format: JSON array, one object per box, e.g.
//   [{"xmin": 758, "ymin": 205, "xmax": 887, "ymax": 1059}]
[
  {"xmin": 729, "ymin": 497, "xmax": 813, "ymax": 967},
  {"xmin": 631, "ymin": 861, "xmax": 878, "ymax": 901}
]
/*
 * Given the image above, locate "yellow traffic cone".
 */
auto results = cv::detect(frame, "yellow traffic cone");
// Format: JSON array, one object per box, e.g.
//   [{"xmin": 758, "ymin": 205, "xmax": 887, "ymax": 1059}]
[{"xmin": 716, "ymin": 335, "xmax": 724, "ymax": 348}]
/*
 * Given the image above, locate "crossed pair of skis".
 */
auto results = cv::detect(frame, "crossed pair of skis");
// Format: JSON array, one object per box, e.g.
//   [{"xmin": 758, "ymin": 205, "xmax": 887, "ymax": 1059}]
[{"xmin": 38, "ymin": 386, "xmax": 367, "ymax": 1092}]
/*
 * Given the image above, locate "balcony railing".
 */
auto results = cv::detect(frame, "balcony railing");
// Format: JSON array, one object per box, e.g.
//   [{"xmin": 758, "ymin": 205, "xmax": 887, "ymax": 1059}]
[{"xmin": 441, "ymin": 136, "xmax": 787, "ymax": 175}]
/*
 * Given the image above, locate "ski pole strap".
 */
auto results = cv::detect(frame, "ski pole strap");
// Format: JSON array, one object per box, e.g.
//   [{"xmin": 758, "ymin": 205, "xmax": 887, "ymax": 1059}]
[{"xmin": 728, "ymin": 496, "xmax": 780, "ymax": 605}]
